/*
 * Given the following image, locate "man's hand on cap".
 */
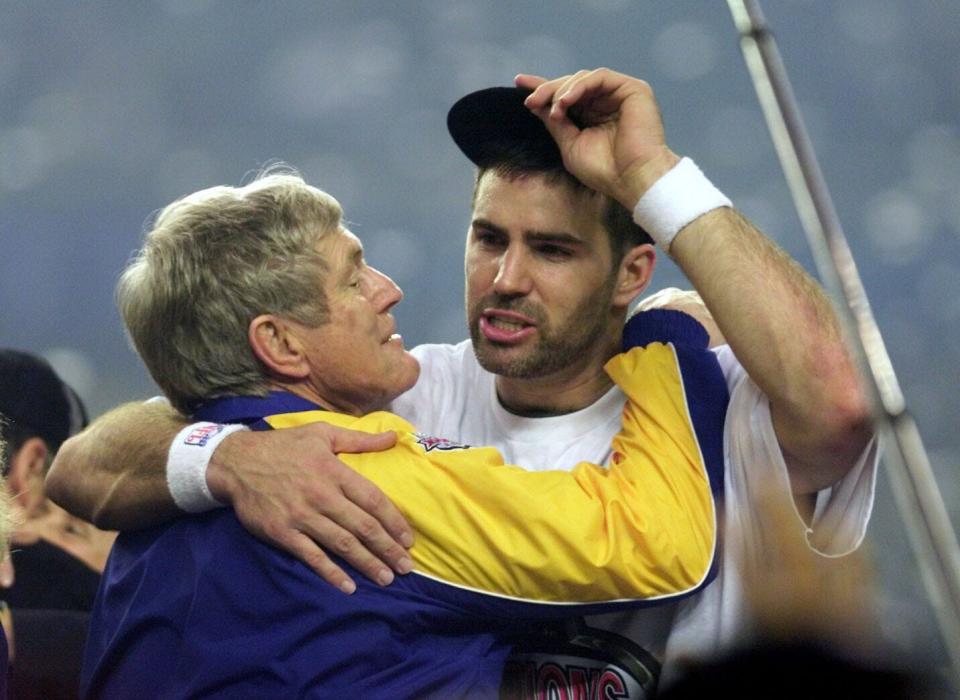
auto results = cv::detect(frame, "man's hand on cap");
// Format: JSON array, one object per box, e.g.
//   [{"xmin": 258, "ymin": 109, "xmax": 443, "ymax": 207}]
[{"xmin": 516, "ymin": 68, "xmax": 680, "ymax": 209}]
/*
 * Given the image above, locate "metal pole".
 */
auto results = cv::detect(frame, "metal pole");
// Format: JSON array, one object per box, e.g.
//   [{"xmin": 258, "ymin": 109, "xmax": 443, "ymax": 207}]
[{"xmin": 726, "ymin": 0, "xmax": 960, "ymax": 690}]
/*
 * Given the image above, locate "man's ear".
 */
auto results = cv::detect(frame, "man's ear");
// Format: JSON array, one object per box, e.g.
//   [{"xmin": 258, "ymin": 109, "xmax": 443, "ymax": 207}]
[
  {"xmin": 6, "ymin": 437, "xmax": 48, "ymax": 500},
  {"xmin": 612, "ymin": 243, "xmax": 657, "ymax": 308},
  {"xmin": 248, "ymin": 315, "xmax": 311, "ymax": 381}
]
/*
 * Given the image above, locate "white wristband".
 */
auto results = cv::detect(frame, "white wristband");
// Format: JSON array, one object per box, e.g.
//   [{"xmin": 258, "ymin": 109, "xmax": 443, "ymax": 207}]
[
  {"xmin": 166, "ymin": 422, "xmax": 248, "ymax": 513},
  {"xmin": 632, "ymin": 157, "xmax": 732, "ymax": 252}
]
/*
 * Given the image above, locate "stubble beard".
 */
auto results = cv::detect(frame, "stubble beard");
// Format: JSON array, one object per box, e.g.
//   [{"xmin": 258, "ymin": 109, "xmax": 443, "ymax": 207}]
[{"xmin": 468, "ymin": 278, "xmax": 617, "ymax": 380}]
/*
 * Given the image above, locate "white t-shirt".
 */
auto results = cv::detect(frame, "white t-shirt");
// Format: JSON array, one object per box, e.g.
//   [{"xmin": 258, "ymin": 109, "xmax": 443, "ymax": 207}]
[{"xmin": 390, "ymin": 339, "xmax": 878, "ymax": 685}]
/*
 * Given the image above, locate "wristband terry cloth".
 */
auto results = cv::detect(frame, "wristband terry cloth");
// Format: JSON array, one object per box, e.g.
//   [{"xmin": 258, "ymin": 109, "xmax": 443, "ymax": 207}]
[
  {"xmin": 632, "ymin": 157, "xmax": 732, "ymax": 252},
  {"xmin": 166, "ymin": 422, "xmax": 247, "ymax": 512}
]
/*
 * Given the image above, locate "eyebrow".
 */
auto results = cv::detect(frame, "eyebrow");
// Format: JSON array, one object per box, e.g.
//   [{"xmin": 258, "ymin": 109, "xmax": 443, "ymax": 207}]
[
  {"xmin": 471, "ymin": 217, "xmax": 586, "ymax": 246},
  {"xmin": 339, "ymin": 237, "xmax": 364, "ymax": 281}
]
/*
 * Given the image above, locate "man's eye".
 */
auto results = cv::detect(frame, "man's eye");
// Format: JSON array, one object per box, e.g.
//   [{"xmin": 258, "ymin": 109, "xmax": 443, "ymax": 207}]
[
  {"xmin": 474, "ymin": 231, "xmax": 504, "ymax": 248},
  {"xmin": 537, "ymin": 245, "xmax": 573, "ymax": 259}
]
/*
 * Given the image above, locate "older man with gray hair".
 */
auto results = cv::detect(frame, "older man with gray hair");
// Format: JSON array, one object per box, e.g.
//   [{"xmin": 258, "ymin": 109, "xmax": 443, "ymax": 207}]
[{"xmin": 80, "ymin": 168, "xmax": 728, "ymax": 697}]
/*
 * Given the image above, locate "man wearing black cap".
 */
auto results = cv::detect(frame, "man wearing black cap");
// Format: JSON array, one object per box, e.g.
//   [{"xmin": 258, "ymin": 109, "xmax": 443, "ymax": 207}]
[
  {"xmin": 0, "ymin": 349, "xmax": 116, "ymax": 698},
  {"xmin": 382, "ymin": 71, "xmax": 877, "ymax": 688},
  {"xmin": 48, "ymin": 68, "xmax": 878, "ymax": 693}
]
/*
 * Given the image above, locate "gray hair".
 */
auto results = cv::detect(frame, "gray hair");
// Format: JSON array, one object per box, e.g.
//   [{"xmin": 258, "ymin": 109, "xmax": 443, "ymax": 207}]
[{"xmin": 117, "ymin": 170, "xmax": 342, "ymax": 414}]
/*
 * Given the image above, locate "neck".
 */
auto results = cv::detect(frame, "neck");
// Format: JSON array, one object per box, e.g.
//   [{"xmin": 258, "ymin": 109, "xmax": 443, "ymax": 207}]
[
  {"xmin": 494, "ymin": 337, "xmax": 620, "ymax": 417},
  {"xmin": 270, "ymin": 381, "xmax": 367, "ymax": 417}
]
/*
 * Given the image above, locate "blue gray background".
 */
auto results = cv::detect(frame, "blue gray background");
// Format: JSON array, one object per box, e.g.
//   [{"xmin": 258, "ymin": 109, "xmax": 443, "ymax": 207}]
[{"xmin": 1, "ymin": 0, "xmax": 958, "ymax": 675}]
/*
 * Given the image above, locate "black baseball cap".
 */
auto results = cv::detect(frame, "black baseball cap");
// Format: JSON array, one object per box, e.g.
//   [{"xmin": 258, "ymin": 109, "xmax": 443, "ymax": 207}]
[
  {"xmin": 0, "ymin": 349, "xmax": 88, "ymax": 453},
  {"xmin": 447, "ymin": 85, "xmax": 654, "ymax": 246},
  {"xmin": 447, "ymin": 86, "xmax": 574, "ymax": 169}
]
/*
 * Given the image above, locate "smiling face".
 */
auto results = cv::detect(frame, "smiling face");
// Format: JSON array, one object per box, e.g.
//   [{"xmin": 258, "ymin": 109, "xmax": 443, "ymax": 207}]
[
  {"xmin": 289, "ymin": 227, "xmax": 420, "ymax": 415},
  {"xmin": 464, "ymin": 170, "xmax": 625, "ymax": 381}
]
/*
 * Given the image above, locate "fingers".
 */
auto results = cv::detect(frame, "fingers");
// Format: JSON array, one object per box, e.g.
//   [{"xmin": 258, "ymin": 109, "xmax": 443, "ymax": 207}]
[
  {"xmin": 518, "ymin": 72, "xmax": 588, "ymax": 154},
  {"xmin": 514, "ymin": 73, "xmax": 547, "ymax": 90},
  {"xmin": 547, "ymin": 70, "xmax": 598, "ymax": 119},
  {"xmin": 339, "ymin": 466, "xmax": 414, "ymax": 549},
  {"xmin": 275, "ymin": 529, "xmax": 359, "ymax": 594},
  {"xmin": 238, "ymin": 480, "xmax": 409, "ymax": 596},
  {"xmin": 522, "ymin": 70, "xmax": 588, "ymax": 112},
  {"xmin": 535, "ymin": 109, "xmax": 581, "ymax": 159},
  {"xmin": 0, "ymin": 553, "xmax": 14, "ymax": 588},
  {"xmin": 293, "ymin": 487, "xmax": 414, "ymax": 586},
  {"xmin": 0, "ymin": 601, "xmax": 13, "ymax": 663},
  {"xmin": 523, "ymin": 68, "xmax": 636, "ymax": 122},
  {"xmin": 223, "ymin": 422, "xmax": 415, "ymax": 594},
  {"xmin": 329, "ymin": 466, "xmax": 416, "ymax": 576},
  {"xmin": 327, "ymin": 427, "xmax": 397, "ymax": 454},
  {"xmin": 324, "ymin": 426, "xmax": 413, "ymax": 549}
]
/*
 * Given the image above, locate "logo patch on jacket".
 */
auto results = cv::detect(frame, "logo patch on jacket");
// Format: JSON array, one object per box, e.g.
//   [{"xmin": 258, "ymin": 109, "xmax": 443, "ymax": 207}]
[{"xmin": 413, "ymin": 433, "xmax": 470, "ymax": 452}]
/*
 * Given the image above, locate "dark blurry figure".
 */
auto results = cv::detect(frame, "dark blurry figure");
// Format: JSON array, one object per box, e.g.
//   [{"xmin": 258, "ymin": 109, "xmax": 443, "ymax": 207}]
[
  {"xmin": 0, "ymin": 350, "xmax": 116, "ymax": 700},
  {"xmin": 661, "ymin": 486, "xmax": 948, "ymax": 699}
]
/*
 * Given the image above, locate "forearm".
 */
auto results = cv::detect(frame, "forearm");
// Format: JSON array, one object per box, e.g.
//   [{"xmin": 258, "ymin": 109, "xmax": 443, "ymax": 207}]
[
  {"xmin": 616, "ymin": 153, "xmax": 861, "ymax": 426},
  {"xmin": 46, "ymin": 401, "xmax": 187, "ymax": 529},
  {"xmin": 611, "ymin": 148, "xmax": 872, "ymax": 490},
  {"xmin": 668, "ymin": 205, "xmax": 873, "ymax": 491},
  {"xmin": 603, "ymin": 104, "xmax": 872, "ymax": 490}
]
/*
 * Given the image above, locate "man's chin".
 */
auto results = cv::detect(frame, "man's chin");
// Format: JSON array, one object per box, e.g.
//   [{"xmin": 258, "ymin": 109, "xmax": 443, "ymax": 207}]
[
  {"xmin": 403, "ymin": 360, "xmax": 421, "ymax": 392},
  {"xmin": 470, "ymin": 326, "xmax": 536, "ymax": 374},
  {"xmin": 474, "ymin": 344, "xmax": 542, "ymax": 379},
  {"xmin": 396, "ymin": 355, "xmax": 421, "ymax": 393}
]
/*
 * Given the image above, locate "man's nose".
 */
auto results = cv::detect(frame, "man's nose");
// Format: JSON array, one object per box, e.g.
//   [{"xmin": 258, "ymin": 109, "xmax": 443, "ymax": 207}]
[
  {"xmin": 492, "ymin": 247, "xmax": 533, "ymax": 297},
  {"xmin": 368, "ymin": 267, "xmax": 403, "ymax": 312}
]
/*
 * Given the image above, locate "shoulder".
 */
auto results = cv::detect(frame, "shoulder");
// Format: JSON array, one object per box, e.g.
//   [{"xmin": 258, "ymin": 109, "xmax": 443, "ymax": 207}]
[
  {"xmin": 107, "ymin": 511, "xmax": 300, "ymax": 584},
  {"xmin": 99, "ymin": 512, "xmax": 334, "ymax": 637}
]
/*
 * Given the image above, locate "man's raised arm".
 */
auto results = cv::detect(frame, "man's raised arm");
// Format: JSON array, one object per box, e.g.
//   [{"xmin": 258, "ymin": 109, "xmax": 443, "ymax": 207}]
[
  {"xmin": 521, "ymin": 68, "xmax": 873, "ymax": 496},
  {"xmin": 46, "ymin": 401, "xmax": 415, "ymax": 593}
]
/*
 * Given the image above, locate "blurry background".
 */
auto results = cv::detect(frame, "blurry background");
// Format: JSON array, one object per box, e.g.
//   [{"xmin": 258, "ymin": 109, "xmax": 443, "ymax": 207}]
[{"xmin": 1, "ymin": 0, "xmax": 957, "ymax": 676}]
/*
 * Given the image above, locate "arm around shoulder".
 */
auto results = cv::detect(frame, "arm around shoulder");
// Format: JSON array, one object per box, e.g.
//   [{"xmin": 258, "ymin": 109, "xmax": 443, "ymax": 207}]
[{"xmin": 49, "ymin": 398, "xmax": 417, "ymax": 592}]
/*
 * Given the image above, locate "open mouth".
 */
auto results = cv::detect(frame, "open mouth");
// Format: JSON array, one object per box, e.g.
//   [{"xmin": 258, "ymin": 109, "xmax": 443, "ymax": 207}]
[
  {"xmin": 489, "ymin": 316, "xmax": 529, "ymax": 330},
  {"xmin": 480, "ymin": 310, "xmax": 536, "ymax": 344},
  {"xmin": 381, "ymin": 318, "xmax": 402, "ymax": 344}
]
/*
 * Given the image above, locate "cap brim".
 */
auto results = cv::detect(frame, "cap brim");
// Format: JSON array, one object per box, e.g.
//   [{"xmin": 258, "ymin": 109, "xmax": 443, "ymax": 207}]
[{"xmin": 447, "ymin": 86, "xmax": 564, "ymax": 169}]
